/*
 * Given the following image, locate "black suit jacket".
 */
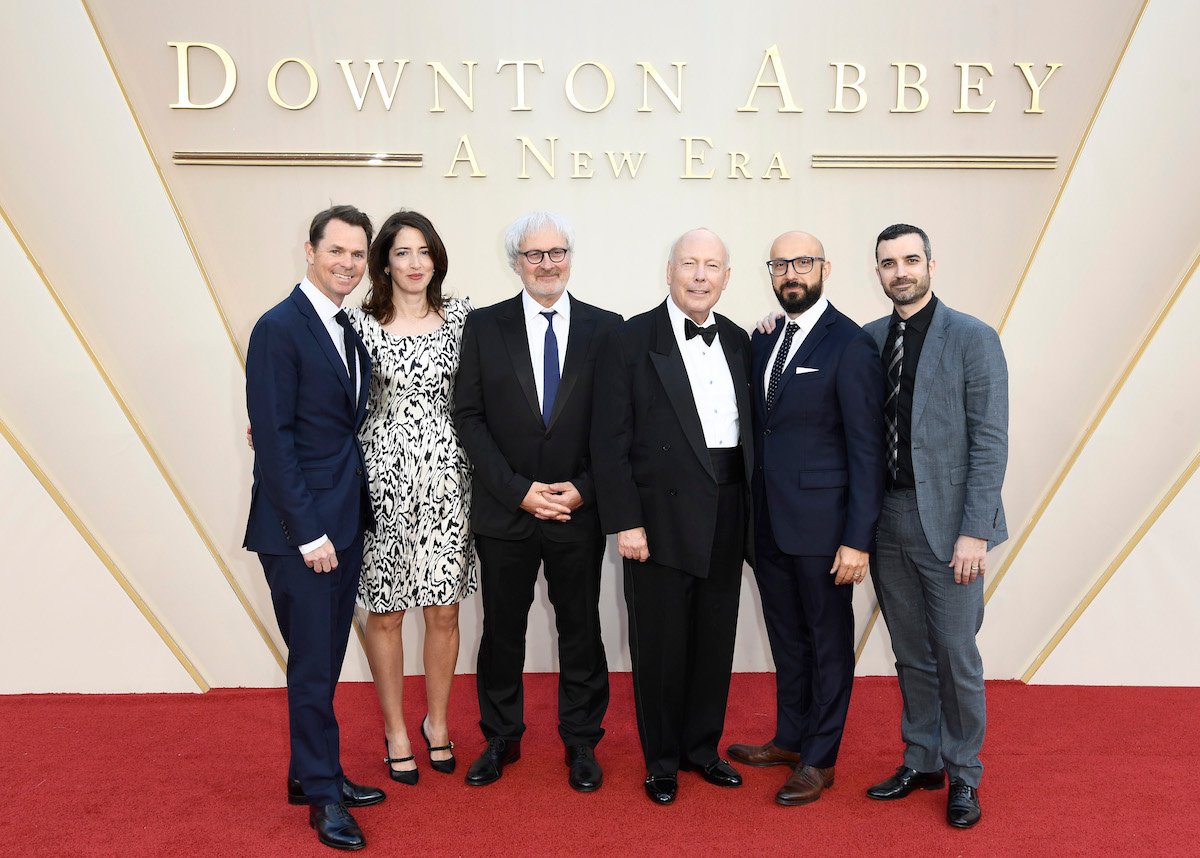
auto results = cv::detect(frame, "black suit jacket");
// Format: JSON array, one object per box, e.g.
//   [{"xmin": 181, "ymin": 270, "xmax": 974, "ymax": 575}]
[
  {"xmin": 750, "ymin": 302, "xmax": 885, "ymax": 557},
  {"xmin": 453, "ymin": 292, "xmax": 622, "ymax": 542},
  {"xmin": 591, "ymin": 301, "xmax": 754, "ymax": 577}
]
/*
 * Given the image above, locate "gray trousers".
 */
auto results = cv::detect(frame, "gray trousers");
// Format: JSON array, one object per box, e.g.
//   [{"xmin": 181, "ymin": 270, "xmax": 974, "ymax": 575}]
[{"xmin": 873, "ymin": 490, "xmax": 986, "ymax": 787}]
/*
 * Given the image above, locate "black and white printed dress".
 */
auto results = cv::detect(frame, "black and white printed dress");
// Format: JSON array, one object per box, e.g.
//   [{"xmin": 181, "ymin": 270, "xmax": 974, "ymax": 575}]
[{"xmin": 349, "ymin": 299, "xmax": 478, "ymax": 612}]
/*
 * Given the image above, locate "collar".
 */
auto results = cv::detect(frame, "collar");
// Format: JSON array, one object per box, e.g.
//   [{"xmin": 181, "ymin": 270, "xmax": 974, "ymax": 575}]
[
  {"xmin": 784, "ymin": 295, "xmax": 828, "ymax": 332},
  {"xmin": 666, "ymin": 295, "xmax": 715, "ymax": 338},
  {"xmin": 299, "ymin": 277, "xmax": 344, "ymax": 322},
  {"xmin": 891, "ymin": 293, "xmax": 938, "ymax": 332},
  {"xmin": 522, "ymin": 289, "xmax": 571, "ymax": 324}
]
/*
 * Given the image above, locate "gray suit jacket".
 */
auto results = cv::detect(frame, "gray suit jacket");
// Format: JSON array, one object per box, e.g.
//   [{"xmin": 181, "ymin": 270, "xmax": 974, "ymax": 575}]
[{"xmin": 864, "ymin": 299, "xmax": 1008, "ymax": 561}]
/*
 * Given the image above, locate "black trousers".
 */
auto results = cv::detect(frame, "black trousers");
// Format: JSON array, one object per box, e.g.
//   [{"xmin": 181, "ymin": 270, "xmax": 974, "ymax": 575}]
[
  {"xmin": 754, "ymin": 520, "xmax": 855, "ymax": 768},
  {"xmin": 474, "ymin": 531, "xmax": 609, "ymax": 747},
  {"xmin": 625, "ymin": 481, "xmax": 744, "ymax": 776},
  {"xmin": 261, "ymin": 529, "xmax": 363, "ymax": 806}
]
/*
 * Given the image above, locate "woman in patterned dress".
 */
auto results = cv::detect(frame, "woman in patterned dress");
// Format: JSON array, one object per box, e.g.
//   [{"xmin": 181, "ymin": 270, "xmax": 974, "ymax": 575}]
[{"xmin": 348, "ymin": 209, "xmax": 477, "ymax": 784}]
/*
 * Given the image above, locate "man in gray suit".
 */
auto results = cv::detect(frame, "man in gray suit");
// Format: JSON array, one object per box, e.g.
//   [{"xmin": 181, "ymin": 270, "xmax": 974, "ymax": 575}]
[{"xmin": 862, "ymin": 224, "xmax": 1008, "ymax": 830}]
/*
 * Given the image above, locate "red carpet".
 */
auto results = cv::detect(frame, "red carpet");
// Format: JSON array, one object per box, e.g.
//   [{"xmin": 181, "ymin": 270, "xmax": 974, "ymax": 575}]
[{"xmin": 2, "ymin": 674, "xmax": 1195, "ymax": 857}]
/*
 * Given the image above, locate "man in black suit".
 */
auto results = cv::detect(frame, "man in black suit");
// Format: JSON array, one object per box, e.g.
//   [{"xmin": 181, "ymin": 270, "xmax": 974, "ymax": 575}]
[
  {"xmin": 245, "ymin": 205, "xmax": 386, "ymax": 851},
  {"xmin": 727, "ymin": 231, "xmax": 885, "ymax": 806},
  {"xmin": 591, "ymin": 228, "xmax": 753, "ymax": 805},
  {"xmin": 453, "ymin": 211, "xmax": 621, "ymax": 792}
]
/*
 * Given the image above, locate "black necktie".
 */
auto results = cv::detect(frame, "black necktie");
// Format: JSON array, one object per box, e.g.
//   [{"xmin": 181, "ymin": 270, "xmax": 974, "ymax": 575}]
[
  {"xmin": 684, "ymin": 318, "xmax": 717, "ymax": 346},
  {"xmin": 885, "ymin": 320, "xmax": 905, "ymax": 480},
  {"xmin": 766, "ymin": 321, "xmax": 799, "ymax": 412},
  {"xmin": 333, "ymin": 310, "xmax": 357, "ymax": 399}
]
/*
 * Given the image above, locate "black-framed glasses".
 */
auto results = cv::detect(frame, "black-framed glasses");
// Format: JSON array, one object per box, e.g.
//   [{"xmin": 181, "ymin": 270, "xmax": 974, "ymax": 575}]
[
  {"xmin": 766, "ymin": 256, "xmax": 824, "ymax": 276},
  {"xmin": 520, "ymin": 247, "xmax": 570, "ymax": 264}
]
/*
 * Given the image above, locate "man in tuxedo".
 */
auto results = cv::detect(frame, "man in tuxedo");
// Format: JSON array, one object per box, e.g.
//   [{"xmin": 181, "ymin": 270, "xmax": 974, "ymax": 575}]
[
  {"xmin": 862, "ymin": 224, "xmax": 1008, "ymax": 829},
  {"xmin": 591, "ymin": 228, "xmax": 753, "ymax": 806},
  {"xmin": 244, "ymin": 205, "xmax": 385, "ymax": 851},
  {"xmin": 453, "ymin": 211, "xmax": 621, "ymax": 792},
  {"xmin": 727, "ymin": 231, "xmax": 885, "ymax": 806}
]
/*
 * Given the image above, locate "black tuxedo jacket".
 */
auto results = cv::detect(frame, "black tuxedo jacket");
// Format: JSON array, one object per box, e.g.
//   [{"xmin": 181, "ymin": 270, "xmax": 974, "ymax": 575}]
[
  {"xmin": 591, "ymin": 301, "xmax": 754, "ymax": 577},
  {"xmin": 453, "ymin": 292, "xmax": 622, "ymax": 542}
]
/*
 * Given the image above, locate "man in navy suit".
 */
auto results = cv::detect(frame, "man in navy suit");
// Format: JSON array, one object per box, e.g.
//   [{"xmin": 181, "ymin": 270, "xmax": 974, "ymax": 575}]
[
  {"xmin": 728, "ymin": 231, "xmax": 884, "ymax": 806},
  {"xmin": 245, "ymin": 205, "xmax": 385, "ymax": 851}
]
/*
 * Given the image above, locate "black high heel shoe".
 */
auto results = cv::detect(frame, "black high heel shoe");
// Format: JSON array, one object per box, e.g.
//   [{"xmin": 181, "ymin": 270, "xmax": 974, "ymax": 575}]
[
  {"xmin": 384, "ymin": 736, "xmax": 418, "ymax": 785},
  {"xmin": 421, "ymin": 715, "xmax": 456, "ymax": 775}
]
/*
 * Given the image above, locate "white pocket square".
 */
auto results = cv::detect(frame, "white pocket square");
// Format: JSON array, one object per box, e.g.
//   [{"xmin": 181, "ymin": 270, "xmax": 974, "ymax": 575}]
[{"xmin": 795, "ymin": 366, "xmax": 819, "ymax": 374}]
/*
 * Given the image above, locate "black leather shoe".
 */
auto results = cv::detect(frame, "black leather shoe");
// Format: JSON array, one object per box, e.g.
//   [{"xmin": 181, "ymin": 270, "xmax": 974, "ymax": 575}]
[
  {"xmin": 288, "ymin": 777, "xmax": 386, "ymax": 808},
  {"xmin": 644, "ymin": 774, "xmax": 678, "ymax": 805},
  {"xmin": 947, "ymin": 778, "xmax": 981, "ymax": 828},
  {"xmin": 565, "ymin": 745, "xmax": 602, "ymax": 792},
  {"xmin": 680, "ymin": 758, "xmax": 742, "ymax": 787},
  {"xmin": 866, "ymin": 765, "xmax": 946, "ymax": 800},
  {"xmin": 309, "ymin": 802, "xmax": 365, "ymax": 851},
  {"xmin": 465, "ymin": 737, "xmax": 521, "ymax": 786}
]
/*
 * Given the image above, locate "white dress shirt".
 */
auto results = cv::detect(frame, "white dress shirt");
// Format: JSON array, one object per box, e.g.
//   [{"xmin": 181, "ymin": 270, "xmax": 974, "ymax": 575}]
[
  {"xmin": 523, "ymin": 289, "xmax": 571, "ymax": 413},
  {"xmin": 762, "ymin": 295, "xmax": 829, "ymax": 391},
  {"xmin": 666, "ymin": 297, "xmax": 739, "ymax": 448},
  {"xmin": 295, "ymin": 278, "xmax": 360, "ymax": 555}
]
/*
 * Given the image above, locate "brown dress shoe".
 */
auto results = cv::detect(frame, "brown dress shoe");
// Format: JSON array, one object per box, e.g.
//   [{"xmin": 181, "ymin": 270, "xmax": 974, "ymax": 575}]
[
  {"xmin": 726, "ymin": 741, "xmax": 802, "ymax": 768},
  {"xmin": 775, "ymin": 765, "xmax": 835, "ymax": 806}
]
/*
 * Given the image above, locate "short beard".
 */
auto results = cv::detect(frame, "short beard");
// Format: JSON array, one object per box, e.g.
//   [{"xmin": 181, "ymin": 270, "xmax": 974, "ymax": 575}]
[{"xmin": 775, "ymin": 277, "xmax": 823, "ymax": 314}]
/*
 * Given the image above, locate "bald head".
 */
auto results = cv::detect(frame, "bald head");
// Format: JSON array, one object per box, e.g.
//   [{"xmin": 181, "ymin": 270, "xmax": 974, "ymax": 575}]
[
  {"xmin": 769, "ymin": 231, "xmax": 824, "ymax": 261},
  {"xmin": 666, "ymin": 227, "xmax": 731, "ymax": 324},
  {"xmin": 670, "ymin": 227, "xmax": 729, "ymax": 267}
]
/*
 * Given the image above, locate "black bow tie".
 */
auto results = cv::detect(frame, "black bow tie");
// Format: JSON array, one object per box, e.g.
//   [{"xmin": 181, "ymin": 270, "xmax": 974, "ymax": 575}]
[{"xmin": 684, "ymin": 318, "xmax": 718, "ymax": 346}]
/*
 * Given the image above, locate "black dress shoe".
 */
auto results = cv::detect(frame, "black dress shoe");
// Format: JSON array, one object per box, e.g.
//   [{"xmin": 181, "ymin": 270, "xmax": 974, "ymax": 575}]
[
  {"xmin": 288, "ymin": 777, "xmax": 386, "ymax": 808},
  {"xmin": 644, "ymin": 774, "xmax": 678, "ymax": 805},
  {"xmin": 680, "ymin": 758, "xmax": 742, "ymax": 787},
  {"xmin": 565, "ymin": 745, "xmax": 602, "ymax": 792},
  {"xmin": 947, "ymin": 778, "xmax": 982, "ymax": 828},
  {"xmin": 866, "ymin": 765, "xmax": 946, "ymax": 800},
  {"xmin": 309, "ymin": 802, "xmax": 365, "ymax": 851},
  {"xmin": 421, "ymin": 715, "xmax": 456, "ymax": 775},
  {"xmin": 465, "ymin": 737, "xmax": 521, "ymax": 786}
]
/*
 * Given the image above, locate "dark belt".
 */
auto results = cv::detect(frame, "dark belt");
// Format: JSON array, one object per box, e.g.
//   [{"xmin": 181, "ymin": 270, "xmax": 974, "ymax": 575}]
[{"xmin": 708, "ymin": 446, "xmax": 744, "ymax": 485}]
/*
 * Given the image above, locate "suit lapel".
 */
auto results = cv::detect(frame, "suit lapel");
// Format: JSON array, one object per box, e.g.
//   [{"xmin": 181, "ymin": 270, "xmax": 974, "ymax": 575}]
[
  {"xmin": 548, "ymin": 297, "xmax": 595, "ymax": 428},
  {"xmin": 768, "ymin": 304, "xmax": 834, "ymax": 422},
  {"xmin": 496, "ymin": 294, "xmax": 542, "ymax": 424},
  {"xmin": 292, "ymin": 287, "xmax": 356, "ymax": 406},
  {"xmin": 911, "ymin": 301, "xmax": 949, "ymax": 429},
  {"xmin": 650, "ymin": 302, "xmax": 715, "ymax": 481},
  {"xmin": 352, "ymin": 331, "xmax": 372, "ymax": 425}
]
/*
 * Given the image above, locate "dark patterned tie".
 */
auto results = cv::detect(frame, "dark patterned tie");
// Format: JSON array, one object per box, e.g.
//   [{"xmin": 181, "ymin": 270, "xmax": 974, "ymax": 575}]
[
  {"xmin": 885, "ymin": 320, "xmax": 906, "ymax": 480},
  {"xmin": 334, "ymin": 310, "xmax": 357, "ymax": 399},
  {"xmin": 541, "ymin": 310, "xmax": 560, "ymax": 426},
  {"xmin": 766, "ymin": 321, "xmax": 799, "ymax": 412}
]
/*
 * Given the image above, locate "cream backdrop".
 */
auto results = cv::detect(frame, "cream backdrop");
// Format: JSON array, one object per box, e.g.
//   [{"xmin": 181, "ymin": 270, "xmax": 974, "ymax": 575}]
[{"xmin": 2, "ymin": 0, "xmax": 1196, "ymax": 694}]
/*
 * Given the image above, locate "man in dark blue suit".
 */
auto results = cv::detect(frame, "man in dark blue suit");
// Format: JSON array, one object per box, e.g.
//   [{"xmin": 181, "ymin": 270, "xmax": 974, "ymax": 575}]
[
  {"xmin": 245, "ymin": 205, "xmax": 385, "ymax": 851},
  {"xmin": 728, "ymin": 231, "xmax": 885, "ymax": 806}
]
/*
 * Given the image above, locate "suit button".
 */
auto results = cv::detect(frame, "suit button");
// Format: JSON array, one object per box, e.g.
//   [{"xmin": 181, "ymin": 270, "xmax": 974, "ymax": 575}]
[
  {"xmin": 355, "ymin": 467, "xmax": 363, "ymax": 476},
  {"xmin": 764, "ymin": 429, "xmax": 772, "ymax": 436},
  {"xmin": 667, "ymin": 489, "xmax": 677, "ymax": 496},
  {"xmin": 662, "ymin": 444, "xmax": 671, "ymax": 451}
]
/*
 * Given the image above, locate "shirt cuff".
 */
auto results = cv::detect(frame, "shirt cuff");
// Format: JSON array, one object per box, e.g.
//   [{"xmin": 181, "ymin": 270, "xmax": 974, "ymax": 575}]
[{"xmin": 299, "ymin": 534, "xmax": 330, "ymax": 554}]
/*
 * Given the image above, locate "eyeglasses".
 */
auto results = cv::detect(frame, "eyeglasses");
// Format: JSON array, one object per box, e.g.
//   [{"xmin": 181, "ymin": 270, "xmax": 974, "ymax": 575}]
[
  {"xmin": 766, "ymin": 256, "xmax": 824, "ymax": 276},
  {"xmin": 520, "ymin": 247, "xmax": 570, "ymax": 264}
]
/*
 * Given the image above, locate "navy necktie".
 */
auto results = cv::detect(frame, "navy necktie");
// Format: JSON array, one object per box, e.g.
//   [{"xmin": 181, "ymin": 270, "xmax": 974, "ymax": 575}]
[
  {"xmin": 541, "ymin": 310, "xmax": 560, "ymax": 426},
  {"xmin": 766, "ymin": 321, "xmax": 799, "ymax": 412}
]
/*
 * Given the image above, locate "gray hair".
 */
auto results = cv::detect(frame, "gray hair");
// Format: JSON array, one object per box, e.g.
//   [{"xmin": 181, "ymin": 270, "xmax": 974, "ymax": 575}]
[{"xmin": 504, "ymin": 211, "xmax": 576, "ymax": 269}]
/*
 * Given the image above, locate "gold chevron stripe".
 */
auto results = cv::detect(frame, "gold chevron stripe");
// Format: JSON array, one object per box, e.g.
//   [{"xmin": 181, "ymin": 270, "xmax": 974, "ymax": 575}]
[
  {"xmin": 80, "ymin": 0, "xmax": 245, "ymax": 367},
  {"xmin": 1023, "ymin": 444, "xmax": 1200, "ymax": 682},
  {"xmin": 0, "ymin": 417, "xmax": 208, "ymax": 691},
  {"xmin": 985, "ymin": 246, "xmax": 1200, "ymax": 606},
  {"xmin": 997, "ymin": 0, "xmax": 1150, "ymax": 334},
  {"xmin": 857, "ymin": 1, "xmax": 1150, "ymax": 668},
  {"xmin": 0, "ymin": 200, "xmax": 288, "ymax": 675}
]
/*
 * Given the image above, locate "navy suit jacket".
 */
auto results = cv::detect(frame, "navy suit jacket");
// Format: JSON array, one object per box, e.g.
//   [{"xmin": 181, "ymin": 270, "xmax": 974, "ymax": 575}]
[
  {"xmin": 244, "ymin": 285, "xmax": 374, "ymax": 556},
  {"xmin": 751, "ymin": 302, "xmax": 885, "ymax": 557}
]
